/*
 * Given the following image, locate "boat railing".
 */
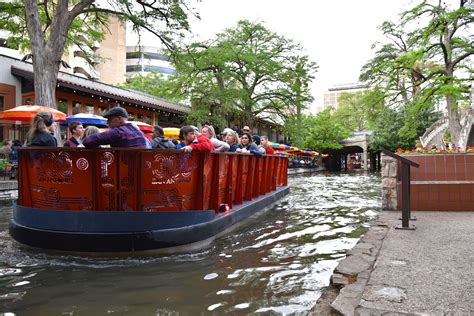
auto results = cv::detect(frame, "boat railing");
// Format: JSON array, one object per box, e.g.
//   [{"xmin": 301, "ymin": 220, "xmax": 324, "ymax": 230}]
[{"xmin": 18, "ymin": 148, "xmax": 288, "ymax": 213}]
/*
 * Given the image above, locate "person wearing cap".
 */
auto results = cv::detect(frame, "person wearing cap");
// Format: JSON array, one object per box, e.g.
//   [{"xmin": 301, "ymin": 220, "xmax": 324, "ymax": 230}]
[
  {"xmin": 179, "ymin": 126, "xmax": 214, "ymax": 152},
  {"xmin": 151, "ymin": 125, "xmax": 175, "ymax": 149},
  {"xmin": 63, "ymin": 121, "xmax": 84, "ymax": 147},
  {"xmin": 82, "ymin": 107, "xmax": 147, "ymax": 148}
]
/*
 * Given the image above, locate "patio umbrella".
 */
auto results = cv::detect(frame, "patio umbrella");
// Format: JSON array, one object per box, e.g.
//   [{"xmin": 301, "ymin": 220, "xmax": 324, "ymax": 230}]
[
  {"xmin": 131, "ymin": 121, "xmax": 153, "ymax": 133},
  {"xmin": 0, "ymin": 105, "xmax": 66, "ymax": 122},
  {"xmin": 163, "ymin": 127, "xmax": 180, "ymax": 139},
  {"xmin": 60, "ymin": 113, "xmax": 108, "ymax": 127}
]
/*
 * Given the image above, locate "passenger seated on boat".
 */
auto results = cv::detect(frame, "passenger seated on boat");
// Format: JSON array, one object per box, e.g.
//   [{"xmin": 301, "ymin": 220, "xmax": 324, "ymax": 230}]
[
  {"xmin": 252, "ymin": 135, "xmax": 266, "ymax": 155},
  {"xmin": 26, "ymin": 111, "xmax": 58, "ymax": 147},
  {"xmin": 240, "ymin": 132, "xmax": 262, "ymax": 157},
  {"xmin": 151, "ymin": 126, "xmax": 175, "ymax": 149},
  {"xmin": 82, "ymin": 107, "xmax": 147, "ymax": 148},
  {"xmin": 179, "ymin": 126, "xmax": 215, "ymax": 152},
  {"xmin": 260, "ymin": 136, "xmax": 275, "ymax": 155},
  {"xmin": 63, "ymin": 121, "xmax": 84, "ymax": 147},
  {"xmin": 201, "ymin": 125, "xmax": 230, "ymax": 152},
  {"xmin": 225, "ymin": 130, "xmax": 243, "ymax": 152}
]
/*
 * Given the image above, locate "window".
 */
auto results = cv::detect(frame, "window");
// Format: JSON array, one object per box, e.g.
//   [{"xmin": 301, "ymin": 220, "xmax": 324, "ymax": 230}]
[
  {"xmin": 86, "ymin": 104, "xmax": 94, "ymax": 114},
  {"xmin": 129, "ymin": 112, "xmax": 135, "ymax": 121},
  {"xmin": 126, "ymin": 65, "xmax": 142, "ymax": 72},
  {"xmin": 145, "ymin": 115, "xmax": 152, "ymax": 125},
  {"xmin": 137, "ymin": 113, "xmax": 143, "ymax": 121},
  {"xmin": 72, "ymin": 101, "xmax": 81, "ymax": 115},
  {"xmin": 98, "ymin": 106, "xmax": 107, "ymax": 116}
]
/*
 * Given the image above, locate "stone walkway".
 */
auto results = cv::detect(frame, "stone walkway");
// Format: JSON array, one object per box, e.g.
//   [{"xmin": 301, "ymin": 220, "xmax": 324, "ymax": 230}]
[{"xmin": 312, "ymin": 211, "xmax": 474, "ymax": 315}]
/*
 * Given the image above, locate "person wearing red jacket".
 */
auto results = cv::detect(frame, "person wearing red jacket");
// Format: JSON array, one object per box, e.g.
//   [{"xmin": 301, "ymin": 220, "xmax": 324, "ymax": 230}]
[
  {"xmin": 179, "ymin": 126, "xmax": 215, "ymax": 152},
  {"xmin": 260, "ymin": 136, "xmax": 275, "ymax": 155}
]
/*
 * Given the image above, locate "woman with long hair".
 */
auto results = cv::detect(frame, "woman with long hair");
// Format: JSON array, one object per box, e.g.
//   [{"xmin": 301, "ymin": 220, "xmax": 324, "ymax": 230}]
[
  {"xmin": 201, "ymin": 125, "xmax": 230, "ymax": 152},
  {"xmin": 26, "ymin": 111, "xmax": 57, "ymax": 147},
  {"xmin": 225, "ymin": 130, "xmax": 243, "ymax": 152},
  {"xmin": 240, "ymin": 132, "xmax": 262, "ymax": 157}
]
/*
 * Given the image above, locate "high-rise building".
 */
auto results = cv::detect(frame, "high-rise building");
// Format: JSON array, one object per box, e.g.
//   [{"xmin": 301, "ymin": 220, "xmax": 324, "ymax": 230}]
[
  {"xmin": 126, "ymin": 45, "xmax": 175, "ymax": 77},
  {"xmin": 315, "ymin": 83, "xmax": 367, "ymax": 113}
]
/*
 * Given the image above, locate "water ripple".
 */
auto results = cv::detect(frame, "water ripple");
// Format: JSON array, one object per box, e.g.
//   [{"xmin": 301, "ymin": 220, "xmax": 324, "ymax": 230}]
[{"xmin": 0, "ymin": 171, "xmax": 381, "ymax": 314}]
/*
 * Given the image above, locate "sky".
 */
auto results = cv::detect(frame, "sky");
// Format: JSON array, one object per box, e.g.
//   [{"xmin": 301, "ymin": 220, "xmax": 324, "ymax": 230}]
[{"xmin": 129, "ymin": 0, "xmax": 414, "ymax": 113}]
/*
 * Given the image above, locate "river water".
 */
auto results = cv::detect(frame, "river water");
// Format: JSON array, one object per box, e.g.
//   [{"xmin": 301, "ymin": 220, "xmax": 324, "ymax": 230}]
[{"xmin": 0, "ymin": 171, "xmax": 380, "ymax": 315}]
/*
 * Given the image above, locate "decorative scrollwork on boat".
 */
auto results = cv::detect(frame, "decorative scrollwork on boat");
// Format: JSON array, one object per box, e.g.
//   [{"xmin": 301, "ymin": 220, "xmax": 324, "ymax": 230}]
[
  {"xmin": 35, "ymin": 152, "xmax": 73, "ymax": 183},
  {"xmin": 76, "ymin": 158, "xmax": 89, "ymax": 171},
  {"xmin": 101, "ymin": 151, "xmax": 114, "ymax": 178}
]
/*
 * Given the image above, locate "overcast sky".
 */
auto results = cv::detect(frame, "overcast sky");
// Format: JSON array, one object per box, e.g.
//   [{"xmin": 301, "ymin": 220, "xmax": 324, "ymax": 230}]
[{"xmin": 129, "ymin": 0, "xmax": 414, "ymax": 113}]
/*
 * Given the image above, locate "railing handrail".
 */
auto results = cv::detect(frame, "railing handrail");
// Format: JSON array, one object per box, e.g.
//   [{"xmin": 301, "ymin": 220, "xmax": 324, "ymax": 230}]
[
  {"xmin": 17, "ymin": 148, "xmax": 288, "ymax": 213},
  {"xmin": 382, "ymin": 150, "xmax": 420, "ymax": 168}
]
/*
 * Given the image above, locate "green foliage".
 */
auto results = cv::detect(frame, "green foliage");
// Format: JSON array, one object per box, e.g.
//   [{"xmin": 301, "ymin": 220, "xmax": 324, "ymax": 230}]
[
  {"xmin": 164, "ymin": 20, "xmax": 317, "ymax": 128},
  {"xmin": 360, "ymin": 0, "xmax": 473, "ymax": 145},
  {"xmin": 368, "ymin": 107, "xmax": 405, "ymax": 151},
  {"xmin": 302, "ymin": 109, "xmax": 351, "ymax": 150},
  {"xmin": 0, "ymin": 0, "xmax": 196, "ymax": 107},
  {"xmin": 397, "ymin": 99, "xmax": 440, "ymax": 147}
]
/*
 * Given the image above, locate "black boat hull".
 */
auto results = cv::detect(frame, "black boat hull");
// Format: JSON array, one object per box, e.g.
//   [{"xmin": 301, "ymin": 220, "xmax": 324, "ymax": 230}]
[{"xmin": 10, "ymin": 186, "xmax": 289, "ymax": 252}]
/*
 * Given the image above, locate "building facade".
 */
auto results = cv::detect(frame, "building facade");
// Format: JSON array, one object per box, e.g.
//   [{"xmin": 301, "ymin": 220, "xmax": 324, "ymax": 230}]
[
  {"xmin": 126, "ymin": 45, "xmax": 175, "ymax": 77},
  {"xmin": 316, "ymin": 83, "xmax": 367, "ymax": 113},
  {"xmin": 0, "ymin": 55, "xmax": 189, "ymax": 142}
]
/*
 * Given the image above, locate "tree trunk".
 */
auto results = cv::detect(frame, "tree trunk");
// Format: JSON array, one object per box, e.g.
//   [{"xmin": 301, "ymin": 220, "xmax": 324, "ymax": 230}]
[
  {"xmin": 32, "ymin": 50, "xmax": 61, "ymax": 108},
  {"xmin": 446, "ymin": 94, "xmax": 462, "ymax": 145}
]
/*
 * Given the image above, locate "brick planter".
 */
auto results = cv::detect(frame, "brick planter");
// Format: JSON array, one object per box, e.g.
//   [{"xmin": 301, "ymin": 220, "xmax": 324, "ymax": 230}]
[{"xmin": 397, "ymin": 153, "xmax": 474, "ymax": 211}]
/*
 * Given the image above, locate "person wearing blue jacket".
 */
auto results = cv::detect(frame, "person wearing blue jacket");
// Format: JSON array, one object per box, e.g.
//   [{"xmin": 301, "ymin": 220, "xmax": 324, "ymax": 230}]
[{"xmin": 240, "ymin": 132, "xmax": 262, "ymax": 157}]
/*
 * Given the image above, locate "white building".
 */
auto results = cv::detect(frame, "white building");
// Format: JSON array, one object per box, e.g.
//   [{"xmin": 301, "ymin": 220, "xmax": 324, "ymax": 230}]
[
  {"xmin": 315, "ymin": 82, "xmax": 367, "ymax": 113},
  {"xmin": 126, "ymin": 46, "xmax": 175, "ymax": 77}
]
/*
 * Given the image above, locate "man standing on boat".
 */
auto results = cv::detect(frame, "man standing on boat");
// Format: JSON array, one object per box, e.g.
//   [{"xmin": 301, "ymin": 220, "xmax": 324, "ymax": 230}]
[{"xmin": 82, "ymin": 107, "xmax": 148, "ymax": 148}]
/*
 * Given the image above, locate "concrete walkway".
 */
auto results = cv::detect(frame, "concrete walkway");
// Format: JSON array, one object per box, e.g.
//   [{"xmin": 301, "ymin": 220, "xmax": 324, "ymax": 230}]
[{"xmin": 314, "ymin": 211, "xmax": 474, "ymax": 315}]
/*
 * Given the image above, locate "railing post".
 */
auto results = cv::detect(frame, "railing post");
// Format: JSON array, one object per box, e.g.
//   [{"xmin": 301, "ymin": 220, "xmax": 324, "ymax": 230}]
[
  {"xmin": 398, "ymin": 162, "xmax": 415, "ymax": 230},
  {"xmin": 382, "ymin": 150, "xmax": 418, "ymax": 230}
]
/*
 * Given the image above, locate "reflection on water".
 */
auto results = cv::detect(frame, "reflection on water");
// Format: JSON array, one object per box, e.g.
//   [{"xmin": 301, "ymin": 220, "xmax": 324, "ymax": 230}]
[{"xmin": 0, "ymin": 171, "xmax": 380, "ymax": 314}]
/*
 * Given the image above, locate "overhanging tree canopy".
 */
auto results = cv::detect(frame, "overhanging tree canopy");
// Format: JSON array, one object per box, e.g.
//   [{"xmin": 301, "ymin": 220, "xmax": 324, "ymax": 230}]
[
  {"xmin": 151, "ymin": 20, "xmax": 317, "ymax": 130},
  {"xmin": 0, "ymin": 0, "xmax": 198, "ymax": 109}
]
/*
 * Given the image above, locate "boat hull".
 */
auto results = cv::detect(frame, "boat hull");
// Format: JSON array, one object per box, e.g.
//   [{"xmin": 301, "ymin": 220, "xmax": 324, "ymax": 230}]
[{"xmin": 10, "ymin": 186, "xmax": 289, "ymax": 252}]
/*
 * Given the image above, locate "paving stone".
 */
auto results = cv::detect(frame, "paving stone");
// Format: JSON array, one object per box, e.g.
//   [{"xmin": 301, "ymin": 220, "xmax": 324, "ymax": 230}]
[{"xmin": 335, "ymin": 255, "xmax": 372, "ymax": 276}]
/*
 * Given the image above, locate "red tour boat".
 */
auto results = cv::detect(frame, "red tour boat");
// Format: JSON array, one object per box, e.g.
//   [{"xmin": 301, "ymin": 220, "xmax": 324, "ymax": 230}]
[{"xmin": 10, "ymin": 148, "xmax": 289, "ymax": 252}]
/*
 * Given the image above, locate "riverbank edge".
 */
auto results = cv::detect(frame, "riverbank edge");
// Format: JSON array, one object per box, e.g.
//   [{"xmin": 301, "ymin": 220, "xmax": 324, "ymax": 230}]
[{"xmin": 310, "ymin": 213, "xmax": 391, "ymax": 315}]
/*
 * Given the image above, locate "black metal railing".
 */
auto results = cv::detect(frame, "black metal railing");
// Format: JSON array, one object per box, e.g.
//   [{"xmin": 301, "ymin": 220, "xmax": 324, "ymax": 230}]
[{"xmin": 382, "ymin": 150, "xmax": 420, "ymax": 230}]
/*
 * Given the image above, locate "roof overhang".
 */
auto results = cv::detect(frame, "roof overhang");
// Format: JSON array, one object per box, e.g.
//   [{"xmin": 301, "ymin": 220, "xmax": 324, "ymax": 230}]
[{"xmin": 11, "ymin": 63, "xmax": 190, "ymax": 115}]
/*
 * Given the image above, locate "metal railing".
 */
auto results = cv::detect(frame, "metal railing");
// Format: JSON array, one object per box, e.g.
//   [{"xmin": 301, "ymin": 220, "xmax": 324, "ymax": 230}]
[{"xmin": 382, "ymin": 150, "xmax": 420, "ymax": 230}]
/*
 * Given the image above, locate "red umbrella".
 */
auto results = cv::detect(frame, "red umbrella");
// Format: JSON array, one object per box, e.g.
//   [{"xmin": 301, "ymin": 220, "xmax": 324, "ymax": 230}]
[
  {"xmin": 0, "ymin": 105, "xmax": 66, "ymax": 122},
  {"xmin": 131, "ymin": 121, "xmax": 153, "ymax": 133}
]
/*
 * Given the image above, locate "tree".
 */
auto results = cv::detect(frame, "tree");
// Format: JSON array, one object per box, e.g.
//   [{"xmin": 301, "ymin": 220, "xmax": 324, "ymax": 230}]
[
  {"xmin": 361, "ymin": 1, "xmax": 473, "ymax": 145},
  {"xmin": 164, "ymin": 20, "xmax": 317, "ymax": 130},
  {"xmin": 302, "ymin": 109, "xmax": 351, "ymax": 151},
  {"xmin": 400, "ymin": 0, "xmax": 473, "ymax": 145},
  {"xmin": 0, "ymin": 0, "xmax": 197, "ymax": 109}
]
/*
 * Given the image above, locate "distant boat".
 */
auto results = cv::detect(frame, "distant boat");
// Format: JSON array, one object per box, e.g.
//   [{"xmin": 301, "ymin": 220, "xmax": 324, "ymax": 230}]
[{"xmin": 10, "ymin": 148, "xmax": 289, "ymax": 252}]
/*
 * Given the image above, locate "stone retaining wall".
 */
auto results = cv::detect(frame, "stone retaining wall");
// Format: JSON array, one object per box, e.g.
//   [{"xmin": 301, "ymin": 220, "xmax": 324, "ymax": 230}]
[{"xmin": 381, "ymin": 154, "xmax": 397, "ymax": 211}]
